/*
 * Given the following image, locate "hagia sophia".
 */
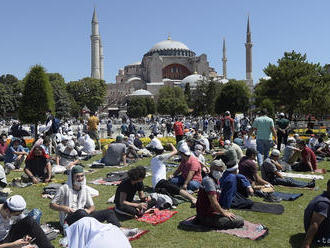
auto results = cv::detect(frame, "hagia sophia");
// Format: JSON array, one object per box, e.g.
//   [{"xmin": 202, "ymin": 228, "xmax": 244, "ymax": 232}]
[{"xmin": 89, "ymin": 9, "xmax": 253, "ymax": 108}]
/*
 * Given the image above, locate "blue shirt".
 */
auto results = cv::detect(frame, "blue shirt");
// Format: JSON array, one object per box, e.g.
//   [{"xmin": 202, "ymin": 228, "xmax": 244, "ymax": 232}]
[
  {"xmin": 219, "ymin": 171, "xmax": 251, "ymax": 209},
  {"xmin": 4, "ymin": 145, "xmax": 24, "ymax": 163}
]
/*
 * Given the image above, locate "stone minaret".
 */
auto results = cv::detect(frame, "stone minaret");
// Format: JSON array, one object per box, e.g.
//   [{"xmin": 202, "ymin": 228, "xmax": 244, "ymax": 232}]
[
  {"xmin": 91, "ymin": 8, "xmax": 101, "ymax": 79},
  {"xmin": 245, "ymin": 16, "xmax": 253, "ymax": 89},
  {"xmin": 222, "ymin": 38, "xmax": 227, "ymax": 79},
  {"xmin": 99, "ymin": 39, "xmax": 104, "ymax": 80}
]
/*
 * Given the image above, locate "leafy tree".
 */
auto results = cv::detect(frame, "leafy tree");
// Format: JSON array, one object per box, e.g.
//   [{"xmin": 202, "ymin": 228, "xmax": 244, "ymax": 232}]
[
  {"xmin": 184, "ymin": 83, "xmax": 192, "ymax": 108},
  {"xmin": 145, "ymin": 97, "xmax": 156, "ymax": 114},
  {"xmin": 215, "ymin": 79, "xmax": 251, "ymax": 114},
  {"xmin": 0, "ymin": 74, "xmax": 23, "ymax": 116},
  {"xmin": 19, "ymin": 65, "xmax": 55, "ymax": 137},
  {"xmin": 67, "ymin": 77, "xmax": 106, "ymax": 114},
  {"xmin": 157, "ymin": 86, "xmax": 188, "ymax": 116},
  {"xmin": 256, "ymin": 51, "xmax": 330, "ymax": 116},
  {"xmin": 127, "ymin": 97, "xmax": 147, "ymax": 118},
  {"xmin": 47, "ymin": 73, "xmax": 72, "ymax": 119}
]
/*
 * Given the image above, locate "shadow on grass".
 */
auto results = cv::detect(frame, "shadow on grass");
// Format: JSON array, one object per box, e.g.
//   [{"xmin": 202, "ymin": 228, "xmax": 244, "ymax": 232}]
[{"xmin": 289, "ymin": 233, "xmax": 305, "ymax": 248}]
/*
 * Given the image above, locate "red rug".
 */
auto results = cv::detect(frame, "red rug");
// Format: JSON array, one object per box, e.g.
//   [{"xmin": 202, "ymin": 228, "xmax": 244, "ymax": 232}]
[
  {"xmin": 120, "ymin": 227, "xmax": 149, "ymax": 241},
  {"xmin": 137, "ymin": 209, "xmax": 178, "ymax": 225}
]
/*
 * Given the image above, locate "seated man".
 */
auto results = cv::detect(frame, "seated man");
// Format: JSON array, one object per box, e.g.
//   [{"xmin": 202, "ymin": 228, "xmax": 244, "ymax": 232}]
[
  {"xmin": 55, "ymin": 139, "xmax": 80, "ymax": 172},
  {"xmin": 314, "ymin": 138, "xmax": 330, "ymax": 158},
  {"xmin": 261, "ymin": 149, "xmax": 315, "ymax": 188},
  {"xmin": 146, "ymin": 134, "xmax": 163, "ymax": 153},
  {"xmin": 77, "ymin": 134, "xmax": 95, "ymax": 155},
  {"xmin": 303, "ymin": 179, "xmax": 330, "ymax": 247},
  {"xmin": 280, "ymin": 137, "xmax": 301, "ymax": 171},
  {"xmin": 23, "ymin": 146, "xmax": 52, "ymax": 184},
  {"xmin": 0, "ymin": 195, "xmax": 54, "ymax": 248},
  {"xmin": 239, "ymin": 148, "xmax": 273, "ymax": 190},
  {"xmin": 292, "ymin": 140, "xmax": 318, "ymax": 172},
  {"xmin": 50, "ymin": 165, "xmax": 120, "ymax": 227},
  {"xmin": 169, "ymin": 143, "xmax": 202, "ymax": 191},
  {"xmin": 133, "ymin": 134, "xmax": 143, "ymax": 149},
  {"xmin": 196, "ymin": 159, "xmax": 244, "ymax": 229},
  {"xmin": 219, "ymin": 162, "xmax": 253, "ymax": 209},
  {"xmin": 151, "ymin": 143, "xmax": 196, "ymax": 205},
  {"xmin": 114, "ymin": 166, "xmax": 155, "ymax": 217},
  {"xmin": 101, "ymin": 136, "xmax": 127, "ymax": 166},
  {"xmin": 213, "ymin": 140, "xmax": 238, "ymax": 166},
  {"xmin": 4, "ymin": 138, "xmax": 28, "ymax": 174}
]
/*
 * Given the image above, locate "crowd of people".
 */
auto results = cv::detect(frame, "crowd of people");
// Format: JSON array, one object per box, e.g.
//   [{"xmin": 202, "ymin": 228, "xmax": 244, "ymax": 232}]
[{"xmin": 0, "ymin": 109, "xmax": 328, "ymax": 247}]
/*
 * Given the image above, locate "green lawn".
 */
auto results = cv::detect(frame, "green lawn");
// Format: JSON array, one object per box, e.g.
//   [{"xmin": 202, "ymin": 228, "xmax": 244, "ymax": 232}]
[{"xmin": 3, "ymin": 156, "xmax": 329, "ymax": 248}]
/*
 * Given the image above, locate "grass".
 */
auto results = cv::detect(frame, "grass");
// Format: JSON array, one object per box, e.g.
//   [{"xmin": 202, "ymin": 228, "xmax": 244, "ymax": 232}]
[{"xmin": 2, "ymin": 155, "xmax": 329, "ymax": 248}]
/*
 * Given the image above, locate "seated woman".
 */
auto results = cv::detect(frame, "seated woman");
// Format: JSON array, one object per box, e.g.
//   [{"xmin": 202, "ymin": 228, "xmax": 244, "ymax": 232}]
[
  {"xmin": 114, "ymin": 166, "xmax": 155, "ymax": 217},
  {"xmin": 50, "ymin": 165, "xmax": 120, "ymax": 227},
  {"xmin": 4, "ymin": 138, "xmax": 28, "ymax": 174},
  {"xmin": 55, "ymin": 140, "xmax": 80, "ymax": 172},
  {"xmin": 0, "ymin": 195, "xmax": 54, "ymax": 248},
  {"xmin": 23, "ymin": 146, "xmax": 52, "ymax": 184}
]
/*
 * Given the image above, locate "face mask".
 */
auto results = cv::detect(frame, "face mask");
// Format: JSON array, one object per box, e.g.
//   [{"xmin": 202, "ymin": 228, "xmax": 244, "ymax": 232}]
[
  {"xmin": 212, "ymin": 170, "xmax": 222, "ymax": 181},
  {"xmin": 194, "ymin": 150, "xmax": 202, "ymax": 156}
]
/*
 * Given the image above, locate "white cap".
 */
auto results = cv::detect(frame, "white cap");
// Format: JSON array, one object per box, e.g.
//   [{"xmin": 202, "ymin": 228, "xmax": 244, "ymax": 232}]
[
  {"xmin": 279, "ymin": 113, "xmax": 285, "ymax": 117},
  {"xmin": 224, "ymin": 140, "xmax": 231, "ymax": 146},
  {"xmin": 287, "ymin": 137, "xmax": 296, "ymax": 143},
  {"xmin": 179, "ymin": 143, "xmax": 191, "ymax": 156},
  {"xmin": 271, "ymin": 149, "xmax": 280, "ymax": 157},
  {"xmin": 6, "ymin": 195, "xmax": 26, "ymax": 211},
  {"xmin": 225, "ymin": 111, "xmax": 230, "ymax": 115}
]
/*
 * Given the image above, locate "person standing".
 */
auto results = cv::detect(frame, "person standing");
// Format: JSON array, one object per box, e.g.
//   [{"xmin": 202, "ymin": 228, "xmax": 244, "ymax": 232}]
[
  {"xmin": 87, "ymin": 112, "xmax": 100, "ymax": 150},
  {"xmin": 249, "ymin": 109, "xmax": 277, "ymax": 167},
  {"xmin": 173, "ymin": 118, "xmax": 184, "ymax": 144},
  {"xmin": 220, "ymin": 111, "xmax": 234, "ymax": 141},
  {"xmin": 276, "ymin": 113, "xmax": 290, "ymax": 150}
]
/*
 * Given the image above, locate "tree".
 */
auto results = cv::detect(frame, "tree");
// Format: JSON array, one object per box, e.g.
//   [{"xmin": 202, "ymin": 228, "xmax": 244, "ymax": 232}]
[
  {"xmin": 19, "ymin": 65, "xmax": 55, "ymax": 137},
  {"xmin": 157, "ymin": 86, "xmax": 188, "ymax": 116},
  {"xmin": 184, "ymin": 83, "xmax": 192, "ymax": 108},
  {"xmin": 215, "ymin": 79, "xmax": 251, "ymax": 114},
  {"xmin": 67, "ymin": 77, "xmax": 106, "ymax": 114},
  {"xmin": 127, "ymin": 97, "xmax": 147, "ymax": 118},
  {"xmin": 145, "ymin": 97, "xmax": 156, "ymax": 114},
  {"xmin": 0, "ymin": 74, "xmax": 23, "ymax": 116},
  {"xmin": 47, "ymin": 73, "xmax": 72, "ymax": 119},
  {"xmin": 256, "ymin": 51, "xmax": 330, "ymax": 117}
]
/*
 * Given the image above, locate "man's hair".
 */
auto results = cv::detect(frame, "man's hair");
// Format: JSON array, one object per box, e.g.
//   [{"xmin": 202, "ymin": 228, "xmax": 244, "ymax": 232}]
[
  {"xmin": 149, "ymin": 134, "xmax": 154, "ymax": 139},
  {"xmin": 154, "ymin": 148, "xmax": 164, "ymax": 155},
  {"xmin": 128, "ymin": 166, "xmax": 146, "ymax": 181},
  {"xmin": 3, "ymin": 201, "xmax": 22, "ymax": 214},
  {"xmin": 298, "ymin": 140, "xmax": 306, "ymax": 146},
  {"xmin": 246, "ymin": 148, "xmax": 257, "ymax": 157},
  {"xmin": 260, "ymin": 108, "xmax": 268, "ymax": 115}
]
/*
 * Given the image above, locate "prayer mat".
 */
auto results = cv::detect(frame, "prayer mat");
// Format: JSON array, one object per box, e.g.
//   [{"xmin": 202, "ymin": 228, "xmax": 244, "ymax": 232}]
[
  {"xmin": 120, "ymin": 227, "xmax": 149, "ymax": 241},
  {"xmin": 106, "ymin": 171, "xmax": 128, "ymax": 182},
  {"xmin": 233, "ymin": 202, "xmax": 284, "ymax": 215},
  {"xmin": 136, "ymin": 208, "xmax": 178, "ymax": 225},
  {"xmin": 280, "ymin": 172, "xmax": 324, "ymax": 180},
  {"xmin": 271, "ymin": 192, "xmax": 303, "ymax": 201},
  {"xmin": 89, "ymin": 178, "xmax": 121, "ymax": 186},
  {"xmin": 178, "ymin": 216, "xmax": 268, "ymax": 240}
]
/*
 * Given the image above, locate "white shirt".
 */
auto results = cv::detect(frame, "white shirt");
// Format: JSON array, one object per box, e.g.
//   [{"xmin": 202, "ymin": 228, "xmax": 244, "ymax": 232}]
[
  {"xmin": 244, "ymin": 135, "xmax": 257, "ymax": 150},
  {"xmin": 147, "ymin": 137, "xmax": 163, "ymax": 150},
  {"xmin": 151, "ymin": 153, "xmax": 172, "ymax": 188}
]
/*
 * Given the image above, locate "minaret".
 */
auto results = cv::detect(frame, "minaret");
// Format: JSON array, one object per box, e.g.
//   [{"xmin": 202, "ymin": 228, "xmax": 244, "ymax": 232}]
[
  {"xmin": 91, "ymin": 8, "xmax": 100, "ymax": 79},
  {"xmin": 222, "ymin": 38, "xmax": 227, "ymax": 79},
  {"xmin": 245, "ymin": 16, "xmax": 253, "ymax": 88},
  {"xmin": 99, "ymin": 39, "xmax": 104, "ymax": 80}
]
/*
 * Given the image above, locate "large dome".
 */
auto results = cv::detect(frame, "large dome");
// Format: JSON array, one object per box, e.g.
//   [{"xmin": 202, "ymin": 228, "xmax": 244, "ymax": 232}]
[{"xmin": 150, "ymin": 38, "xmax": 190, "ymax": 52}]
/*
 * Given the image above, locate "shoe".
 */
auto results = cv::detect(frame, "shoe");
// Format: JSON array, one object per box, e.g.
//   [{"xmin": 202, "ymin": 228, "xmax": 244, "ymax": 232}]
[
  {"xmin": 263, "ymin": 193, "xmax": 282, "ymax": 203},
  {"xmin": 307, "ymin": 179, "xmax": 316, "ymax": 188}
]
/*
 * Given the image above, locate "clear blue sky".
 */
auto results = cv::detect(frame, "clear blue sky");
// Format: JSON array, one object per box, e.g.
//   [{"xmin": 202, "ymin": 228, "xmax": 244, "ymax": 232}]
[{"xmin": 1, "ymin": 0, "xmax": 329, "ymax": 84}]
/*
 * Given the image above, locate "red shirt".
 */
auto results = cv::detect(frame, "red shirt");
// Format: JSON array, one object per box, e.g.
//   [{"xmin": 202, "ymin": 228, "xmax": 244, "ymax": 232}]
[
  {"xmin": 196, "ymin": 176, "xmax": 220, "ymax": 217},
  {"xmin": 178, "ymin": 155, "xmax": 202, "ymax": 182},
  {"xmin": 302, "ymin": 146, "xmax": 317, "ymax": 170},
  {"xmin": 173, "ymin": 121, "xmax": 184, "ymax": 136},
  {"xmin": 221, "ymin": 117, "xmax": 234, "ymax": 131}
]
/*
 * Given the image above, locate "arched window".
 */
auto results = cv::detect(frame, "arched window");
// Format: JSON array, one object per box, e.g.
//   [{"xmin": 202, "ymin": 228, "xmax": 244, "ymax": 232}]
[{"xmin": 162, "ymin": 64, "xmax": 191, "ymax": 80}]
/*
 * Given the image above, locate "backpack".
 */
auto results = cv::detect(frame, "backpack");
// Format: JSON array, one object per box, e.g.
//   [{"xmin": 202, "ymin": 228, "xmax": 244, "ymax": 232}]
[{"xmin": 51, "ymin": 118, "xmax": 61, "ymax": 134}]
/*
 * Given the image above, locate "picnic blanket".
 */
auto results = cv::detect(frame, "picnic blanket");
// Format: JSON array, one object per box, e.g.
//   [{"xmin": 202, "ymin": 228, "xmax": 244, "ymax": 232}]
[
  {"xmin": 120, "ymin": 227, "xmax": 149, "ymax": 241},
  {"xmin": 280, "ymin": 172, "xmax": 324, "ymax": 180},
  {"xmin": 178, "ymin": 216, "xmax": 268, "ymax": 240},
  {"xmin": 272, "ymin": 192, "xmax": 303, "ymax": 201},
  {"xmin": 233, "ymin": 202, "xmax": 285, "ymax": 215},
  {"xmin": 136, "ymin": 209, "xmax": 178, "ymax": 225}
]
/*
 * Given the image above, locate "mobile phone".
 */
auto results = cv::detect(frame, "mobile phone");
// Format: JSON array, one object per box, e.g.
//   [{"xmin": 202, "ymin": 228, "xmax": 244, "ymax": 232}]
[{"xmin": 30, "ymin": 237, "xmax": 36, "ymax": 243}]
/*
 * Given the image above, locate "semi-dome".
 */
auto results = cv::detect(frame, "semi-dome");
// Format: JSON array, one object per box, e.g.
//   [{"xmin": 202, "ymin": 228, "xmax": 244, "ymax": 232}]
[
  {"xmin": 129, "ymin": 89, "xmax": 153, "ymax": 96},
  {"xmin": 126, "ymin": 77, "xmax": 142, "ymax": 84},
  {"xmin": 181, "ymin": 73, "xmax": 204, "ymax": 88},
  {"xmin": 150, "ymin": 38, "xmax": 190, "ymax": 52}
]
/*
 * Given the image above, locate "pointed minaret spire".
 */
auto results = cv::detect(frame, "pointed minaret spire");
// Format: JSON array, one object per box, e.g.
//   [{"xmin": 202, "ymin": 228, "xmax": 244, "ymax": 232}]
[
  {"xmin": 222, "ymin": 38, "xmax": 227, "ymax": 79},
  {"xmin": 245, "ymin": 15, "xmax": 253, "ymax": 88},
  {"xmin": 91, "ymin": 8, "xmax": 101, "ymax": 79}
]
